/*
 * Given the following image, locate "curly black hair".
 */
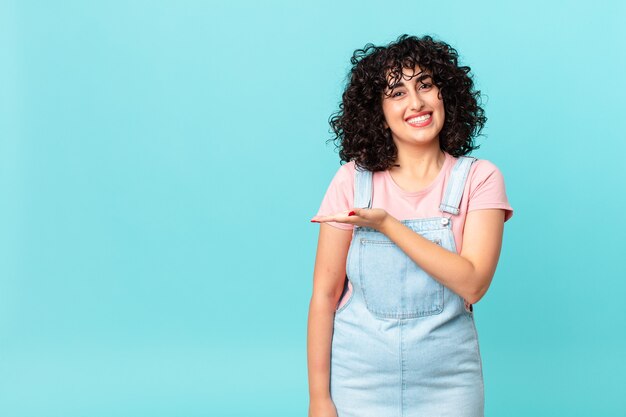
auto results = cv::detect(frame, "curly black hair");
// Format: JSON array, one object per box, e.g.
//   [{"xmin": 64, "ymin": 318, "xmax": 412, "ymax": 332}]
[{"xmin": 329, "ymin": 34, "xmax": 486, "ymax": 172}]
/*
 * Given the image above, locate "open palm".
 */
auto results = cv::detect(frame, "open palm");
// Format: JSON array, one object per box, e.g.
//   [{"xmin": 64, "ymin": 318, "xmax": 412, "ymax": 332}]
[{"xmin": 311, "ymin": 208, "xmax": 390, "ymax": 231}]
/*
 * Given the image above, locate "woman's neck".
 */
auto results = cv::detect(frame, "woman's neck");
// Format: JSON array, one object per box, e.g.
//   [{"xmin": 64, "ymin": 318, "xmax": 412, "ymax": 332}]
[{"xmin": 390, "ymin": 146, "xmax": 445, "ymax": 180}]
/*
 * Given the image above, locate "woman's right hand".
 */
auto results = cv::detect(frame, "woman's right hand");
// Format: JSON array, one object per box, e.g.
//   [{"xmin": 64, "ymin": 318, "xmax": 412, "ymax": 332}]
[{"xmin": 308, "ymin": 397, "xmax": 338, "ymax": 417}]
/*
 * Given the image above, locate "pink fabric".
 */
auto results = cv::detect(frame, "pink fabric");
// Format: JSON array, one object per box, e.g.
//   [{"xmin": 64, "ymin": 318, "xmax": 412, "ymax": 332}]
[{"xmin": 316, "ymin": 151, "xmax": 513, "ymax": 255}]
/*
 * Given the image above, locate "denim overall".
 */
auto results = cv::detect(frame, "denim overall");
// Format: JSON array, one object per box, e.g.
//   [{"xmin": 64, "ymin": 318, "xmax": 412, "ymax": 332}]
[{"xmin": 330, "ymin": 156, "xmax": 484, "ymax": 417}]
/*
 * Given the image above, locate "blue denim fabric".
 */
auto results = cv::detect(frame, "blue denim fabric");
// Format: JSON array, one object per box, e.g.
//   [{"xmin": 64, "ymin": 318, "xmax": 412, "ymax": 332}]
[{"xmin": 330, "ymin": 157, "xmax": 484, "ymax": 417}]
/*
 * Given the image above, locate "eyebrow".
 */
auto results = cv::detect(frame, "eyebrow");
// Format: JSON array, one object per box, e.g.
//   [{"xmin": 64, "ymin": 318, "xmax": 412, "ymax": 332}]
[
  {"xmin": 386, "ymin": 74, "xmax": 433, "ymax": 91},
  {"xmin": 383, "ymin": 81, "xmax": 401, "ymax": 92}
]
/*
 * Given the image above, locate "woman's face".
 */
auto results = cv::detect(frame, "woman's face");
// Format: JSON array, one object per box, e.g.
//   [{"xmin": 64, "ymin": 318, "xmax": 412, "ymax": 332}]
[{"xmin": 381, "ymin": 66, "xmax": 445, "ymax": 149}]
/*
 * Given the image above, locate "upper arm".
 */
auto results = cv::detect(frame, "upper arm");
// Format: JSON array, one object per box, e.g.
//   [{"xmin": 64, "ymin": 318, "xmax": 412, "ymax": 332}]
[
  {"xmin": 312, "ymin": 223, "xmax": 353, "ymax": 301},
  {"xmin": 460, "ymin": 209, "xmax": 506, "ymax": 300}
]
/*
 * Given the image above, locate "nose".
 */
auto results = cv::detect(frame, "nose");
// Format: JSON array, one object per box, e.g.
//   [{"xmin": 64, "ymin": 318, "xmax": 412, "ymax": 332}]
[{"xmin": 408, "ymin": 89, "xmax": 424, "ymax": 111}]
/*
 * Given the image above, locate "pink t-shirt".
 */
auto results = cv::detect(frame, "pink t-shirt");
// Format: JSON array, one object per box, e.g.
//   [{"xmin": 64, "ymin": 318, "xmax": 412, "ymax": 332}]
[{"xmin": 316, "ymin": 151, "xmax": 513, "ymax": 254}]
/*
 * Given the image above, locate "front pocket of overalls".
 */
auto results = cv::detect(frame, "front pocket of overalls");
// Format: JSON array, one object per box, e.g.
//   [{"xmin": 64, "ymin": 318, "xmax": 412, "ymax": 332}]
[
  {"xmin": 335, "ymin": 276, "xmax": 354, "ymax": 315},
  {"xmin": 359, "ymin": 238, "xmax": 444, "ymax": 319}
]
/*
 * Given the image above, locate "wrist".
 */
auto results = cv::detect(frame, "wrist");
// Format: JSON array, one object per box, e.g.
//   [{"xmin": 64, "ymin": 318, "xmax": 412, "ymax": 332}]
[
  {"xmin": 309, "ymin": 392, "xmax": 332, "ymax": 403},
  {"xmin": 379, "ymin": 214, "xmax": 397, "ymax": 235}
]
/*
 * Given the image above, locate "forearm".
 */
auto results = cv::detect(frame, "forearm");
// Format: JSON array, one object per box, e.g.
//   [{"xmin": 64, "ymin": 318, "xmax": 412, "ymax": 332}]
[
  {"xmin": 307, "ymin": 294, "xmax": 337, "ymax": 401},
  {"xmin": 379, "ymin": 216, "xmax": 484, "ymax": 303}
]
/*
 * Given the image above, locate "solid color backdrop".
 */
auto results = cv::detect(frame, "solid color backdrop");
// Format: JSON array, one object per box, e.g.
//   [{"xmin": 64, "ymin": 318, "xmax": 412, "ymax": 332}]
[{"xmin": 1, "ymin": 0, "xmax": 625, "ymax": 416}]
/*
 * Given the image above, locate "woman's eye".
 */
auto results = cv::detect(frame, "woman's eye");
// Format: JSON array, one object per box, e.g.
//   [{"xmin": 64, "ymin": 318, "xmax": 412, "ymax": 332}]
[
  {"xmin": 392, "ymin": 91, "xmax": 405, "ymax": 97},
  {"xmin": 419, "ymin": 83, "xmax": 432, "ymax": 90}
]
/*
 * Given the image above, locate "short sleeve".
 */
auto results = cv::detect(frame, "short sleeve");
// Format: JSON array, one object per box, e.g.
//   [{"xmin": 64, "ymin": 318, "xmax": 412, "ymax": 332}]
[
  {"xmin": 315, "ymin": 162, "xmax": 355, "ymax": 230},
  {"xmin": 467, "ymin": 160, "xmax": 514, "ymax": 222}
]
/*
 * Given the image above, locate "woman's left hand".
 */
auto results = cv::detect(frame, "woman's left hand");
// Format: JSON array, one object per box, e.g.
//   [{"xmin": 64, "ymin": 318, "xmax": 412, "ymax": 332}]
[{"xmin": 311, "ymin": 208, "xmax": 392, "ymax": 232}]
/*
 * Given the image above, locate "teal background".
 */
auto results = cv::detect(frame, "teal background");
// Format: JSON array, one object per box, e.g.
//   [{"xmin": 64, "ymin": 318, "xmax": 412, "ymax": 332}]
[{"xmin": 1, "ymin": 0, "xmax": 625, "ymax": 416}]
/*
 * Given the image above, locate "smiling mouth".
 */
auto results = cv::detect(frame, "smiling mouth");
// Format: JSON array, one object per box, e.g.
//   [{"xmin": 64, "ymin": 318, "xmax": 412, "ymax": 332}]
[{"xmin": 406, "ymin": 113, "xmax": 432, "ymax": 127}]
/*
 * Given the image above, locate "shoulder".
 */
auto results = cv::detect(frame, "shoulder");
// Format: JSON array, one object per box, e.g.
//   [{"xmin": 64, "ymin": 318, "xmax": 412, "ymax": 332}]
[
  {"xmin": 319, "ymin": 160, "xmax": 358, "ymax": 203},
  {"xmin": 316, "ymin": 161, "xmax": 358, "ymax": 230},
  {"xmin": 467, "ymin": 158, "xmax": 507, "ymax": 189},
  {"xmin": 339, "ymin": 160, "xmax": 357, "ymax": 176},
  {"xmin": 464, "ymin": 156, "xmax": 513, "ymax": 221},
  {"xmin": 328, "ymin": 160, "xmax": 357, "ymax": 187},
  {"xmin": 469, "ymin": 157, "xmax": 502, "ymax": 174},
  {"xmin": 443, "ymin": 153, "xmax": 504, "ymax": 185}
]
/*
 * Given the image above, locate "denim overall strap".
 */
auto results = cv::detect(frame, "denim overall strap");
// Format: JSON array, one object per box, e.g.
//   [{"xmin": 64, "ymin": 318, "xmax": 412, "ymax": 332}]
[
  {"xmin": 439, "ymin": 156, "xmax": 477, "ymax": 215},
  {"xmin": 354, "ymin": 165, "xmax": 373, "ymax": 209}
]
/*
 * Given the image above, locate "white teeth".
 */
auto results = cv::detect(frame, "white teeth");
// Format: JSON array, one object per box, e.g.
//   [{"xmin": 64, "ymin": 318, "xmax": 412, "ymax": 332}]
[{"xmin": 407, "ymin": 114, "xmax": 431, "ymax": 124}]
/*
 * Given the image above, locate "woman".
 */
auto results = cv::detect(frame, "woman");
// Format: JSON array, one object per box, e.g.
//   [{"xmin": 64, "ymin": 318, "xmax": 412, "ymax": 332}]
[{"xmin": 308, "ymin": 34, "xmax": 513, "ymax": 417}]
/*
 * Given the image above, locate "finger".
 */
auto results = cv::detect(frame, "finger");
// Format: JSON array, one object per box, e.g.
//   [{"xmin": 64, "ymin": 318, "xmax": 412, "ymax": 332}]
[
  {"xmin": 348, "ymin": 208, "xmax": 361, "ymax": 216},
  {"xmin": 314, "ymin": 216, "xmax": 351, "ymax": 223},
  {"xmin": 312, "ymin": 210, "xmax": 353, "ymax": 220},
  {"xmin": 310, "ymin": 214, "xmax": 337, "ymax": 223},
  {"xmin": 310, "ymin": 211, "xmax": 356, "ymax": 224}
]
